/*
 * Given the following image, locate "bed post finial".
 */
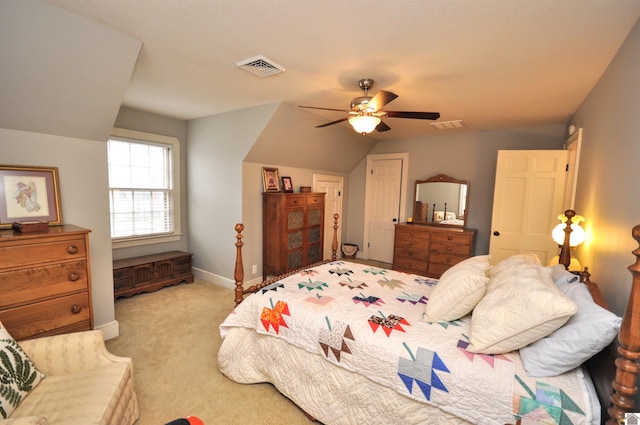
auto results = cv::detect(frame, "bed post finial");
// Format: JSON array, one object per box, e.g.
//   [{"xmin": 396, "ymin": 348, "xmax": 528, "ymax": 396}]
[
  {"xmin": 608, "ymin": 224, "xmax": 640, "ymax": 424},
  {"xmin": 332, "ymin": 214, "xmax": 339, "ymax": 261},
  {"xmin": 559, "ymin": 209, "xmax": 576, "ymax": 270},
  {"xmin": 234, "ymin": 223, "xmax": 245, "ymax": 307}
]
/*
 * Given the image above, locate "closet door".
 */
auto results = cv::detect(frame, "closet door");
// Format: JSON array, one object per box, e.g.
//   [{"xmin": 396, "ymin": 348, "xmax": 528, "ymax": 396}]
[{"xmin": 489, "ymin": 150, "xmax": 568, "ymax": 265}]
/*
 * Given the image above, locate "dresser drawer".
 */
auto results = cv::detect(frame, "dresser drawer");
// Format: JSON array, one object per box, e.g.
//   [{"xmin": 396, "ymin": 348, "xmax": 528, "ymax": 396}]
[
  {"xmin": 0, "ymin": 237, "xmax": 86, "ymax": 268},
  {"xmin": 430, "ymin": 242, "xmax": 471, "ymax": 256},
  {"xmin": 430, "ymin": 252, "xmax": 468, "ymax": 268},
  {"xmin": 394, "ymin": 246, "xmax": 429, "ymax": 262},
  {"xmin": 395, "ymin": 226, "xmax": 430, "ymax": 240},
  {"xmin": 0, "ymin": 261, "xmax": 88, "ymax": 309},
  {"xmin": 431, "ymin": 232, "xmax": 472, "ymax": 245},
  {"xmin": 394, "ymin": 236, "xmax": 429, "ymax": 251},
  {"xmin": 393, "ymin": 255, "xmax": 428, "ymax": 274},
  {"xmin": 0, "ymin": 292, "xmax": 91, "ymax": 341}
]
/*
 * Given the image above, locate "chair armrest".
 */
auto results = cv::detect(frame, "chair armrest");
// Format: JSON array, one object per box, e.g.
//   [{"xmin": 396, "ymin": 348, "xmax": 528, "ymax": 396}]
[
  {"xmin": 0, "ymin": 416, "xmax": 49, "ymax": 424},
  {"xmin": 17, "ymin": 330, "xmax": 132, "ymax": 376}
]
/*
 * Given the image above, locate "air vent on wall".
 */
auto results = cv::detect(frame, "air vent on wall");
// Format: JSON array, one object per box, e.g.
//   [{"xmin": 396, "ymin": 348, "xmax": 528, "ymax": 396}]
[
  {"xmin": 430, "ymin": 120, "xmax": 464, "ymax": 130},
  {"xmin": 236, "ymin": 55, "xmax": 286, "ymax": 77}
]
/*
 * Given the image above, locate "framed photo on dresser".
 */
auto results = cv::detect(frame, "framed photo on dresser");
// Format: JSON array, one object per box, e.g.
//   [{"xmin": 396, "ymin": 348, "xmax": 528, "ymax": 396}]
[
  {"xmin": 0, "ymin": 165, "xmax": 62, "ymax": 228},
  {"xmin": 262, "ymin": 167, "xmax": 281, "ymax": 192}
]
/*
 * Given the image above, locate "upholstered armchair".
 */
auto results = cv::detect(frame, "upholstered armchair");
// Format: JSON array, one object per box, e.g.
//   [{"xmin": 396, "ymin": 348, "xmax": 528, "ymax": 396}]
[{"xmin": 1, "ymin": 330, "xmax": 138, "ymax": 425}]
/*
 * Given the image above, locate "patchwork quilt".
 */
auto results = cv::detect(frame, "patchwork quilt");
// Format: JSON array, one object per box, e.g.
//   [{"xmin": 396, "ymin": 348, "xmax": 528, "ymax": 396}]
[{"xmin": 219, "ymin": 261, "xmax": 593, "ymax": 425}]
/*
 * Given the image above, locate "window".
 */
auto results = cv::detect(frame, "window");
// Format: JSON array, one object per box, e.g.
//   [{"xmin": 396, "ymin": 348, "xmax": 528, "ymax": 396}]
[{"xmin": 108, "ymin": 128, "xmax": 181, "ymax": 248}]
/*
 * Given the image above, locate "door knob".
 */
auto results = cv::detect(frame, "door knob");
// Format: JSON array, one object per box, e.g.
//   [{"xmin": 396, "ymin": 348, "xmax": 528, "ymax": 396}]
[{"xmin": 493, "ymin": 231, "xmax": 500, "ymax": 236}]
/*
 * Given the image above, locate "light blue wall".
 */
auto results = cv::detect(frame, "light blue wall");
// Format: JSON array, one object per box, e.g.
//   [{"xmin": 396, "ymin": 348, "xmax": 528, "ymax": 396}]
[{"xmin": 571, "ymin": 18, "xmax": 640, "ymax": 316}]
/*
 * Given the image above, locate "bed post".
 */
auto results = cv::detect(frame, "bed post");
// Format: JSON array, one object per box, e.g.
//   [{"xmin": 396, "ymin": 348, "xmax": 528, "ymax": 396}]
[
  {"xmin": 332, "ymin": 213, "xmax": 339, "ymax": 261},
  {"xmin": 234, "ymin": 223, "xmax": 245, "ymax": 307},
  {"xmin": 608, "ymin": 225, "xmax": 640, "ymax": 424},
  {"xmin": 559, "ymin": 209, "xmax": 576, "ymax": 269}
]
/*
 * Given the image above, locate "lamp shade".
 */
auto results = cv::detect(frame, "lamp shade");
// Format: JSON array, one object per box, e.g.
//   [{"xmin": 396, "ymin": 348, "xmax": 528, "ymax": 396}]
[
  {"xmin": 552, "ymin": 222, "xmax": 586, "ymax": 247},
  {"xmin": 349, "ymin": 115, "xmax": 381, "ymax": 134}
]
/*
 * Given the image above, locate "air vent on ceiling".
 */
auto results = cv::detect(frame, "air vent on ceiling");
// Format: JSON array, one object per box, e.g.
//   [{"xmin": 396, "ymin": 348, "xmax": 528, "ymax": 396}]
[
  {"xmin": 236, "ymin": 55, "xmax": 286, "ymax": 77},
  {"xmin": 430, "ymin": 120, "xmax": 464, "ymax": 130}
]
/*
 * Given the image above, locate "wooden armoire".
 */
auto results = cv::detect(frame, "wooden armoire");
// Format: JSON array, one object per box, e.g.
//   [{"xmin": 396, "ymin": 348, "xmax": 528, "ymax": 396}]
[{"xmin": 263, "ymin": 192, "xmax": 325, "ymax": 279}]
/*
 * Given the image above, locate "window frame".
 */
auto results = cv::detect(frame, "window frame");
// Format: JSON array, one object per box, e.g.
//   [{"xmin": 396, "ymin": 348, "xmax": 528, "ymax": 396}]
[{"xmin": 108, "ymin": 127, "xmax": 182, "ymax": 249}]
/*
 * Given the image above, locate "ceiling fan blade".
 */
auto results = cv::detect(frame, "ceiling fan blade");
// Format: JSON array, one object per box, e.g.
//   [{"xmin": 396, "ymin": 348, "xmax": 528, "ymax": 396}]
[
  {"xmin": 316, "ymin": 117, "xmax": 349, "ymax": 128},
  {"xmin": 385, "ymin": 111, "xmax": 441, "ymax": 120},
  {"xmin": 376, "ymin": 121, "xmax": 391, "ymax": 132},
  {"xmin": 299, "ymin": 105, "xmax": 351, "ymax": 113},
  {"xmin": 367, "ymin": 90, "xmax": 398, "ymax": 112}
]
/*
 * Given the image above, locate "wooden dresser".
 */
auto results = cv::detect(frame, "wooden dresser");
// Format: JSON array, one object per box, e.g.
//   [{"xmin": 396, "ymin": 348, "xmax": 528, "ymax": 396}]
[
  {"xmin": 0, "ymin": 225, "xmax": 93, "ymax": 340},
  {"xmin": 393, "ymin": 223, "xmax": 476, "ymax": 278},
  {"xmin": 113, "ymin": 251, "xmax": 193, "ymax": 299},
  {"xmin": 263, "ymin": 192, "xmax": 325, "ymax": 279}
]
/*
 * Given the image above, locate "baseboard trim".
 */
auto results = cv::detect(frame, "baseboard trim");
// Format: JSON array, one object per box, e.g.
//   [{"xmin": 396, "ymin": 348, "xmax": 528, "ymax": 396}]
[
  {"xmin": 193, "ymin": 267, "xmax": 263, "ymax": 290},
  {"xmin": 96, "ymin": 320, "xmax": 119, "ymax": 341}
]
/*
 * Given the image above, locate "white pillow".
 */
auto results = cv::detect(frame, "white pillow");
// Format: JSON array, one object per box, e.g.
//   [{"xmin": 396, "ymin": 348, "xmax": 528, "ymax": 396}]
[
  {"xmin": 423, "ymin": 255, "xmax": 491, "ymax": 322},
  {"xmin": 520, "ymin": 272, "xmax": 622, "ymax": 377},
  {"xmin": 487, "ymin": 254, "xmax": 542, "ymax": 290},
  {"xmin": 468, "ymin": 262, "xmax": 577, "ymax": 354}
]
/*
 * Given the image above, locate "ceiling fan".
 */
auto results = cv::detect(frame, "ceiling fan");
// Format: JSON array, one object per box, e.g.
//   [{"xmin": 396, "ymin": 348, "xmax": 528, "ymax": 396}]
[{"xmin": 299, "ymin": 78, "xmax": 440, "ymax": 135}]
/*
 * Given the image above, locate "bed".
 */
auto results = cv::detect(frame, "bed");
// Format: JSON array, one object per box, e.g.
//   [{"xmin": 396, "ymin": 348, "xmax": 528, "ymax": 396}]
[{"xmin": 218, "ymin": 213, "xmax": 640, "ymax": 425}]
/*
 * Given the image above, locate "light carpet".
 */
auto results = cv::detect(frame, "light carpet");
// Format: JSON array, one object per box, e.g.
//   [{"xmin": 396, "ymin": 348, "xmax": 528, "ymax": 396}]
[{"xmin": 105, "ymin": 279, "xmax": 311, "ymax": 425}]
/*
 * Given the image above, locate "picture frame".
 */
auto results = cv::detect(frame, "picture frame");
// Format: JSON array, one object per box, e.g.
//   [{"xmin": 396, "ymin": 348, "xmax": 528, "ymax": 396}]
[
  {"xmin": 262, "ymin": 167, "xmax": 281, "ymax": 192},
  {"xmin": 281, "ymin": 176, "xmax": 293, "ymax": 193},
  {"xmin": 0, "ymin": 165, "xmax": 62, "ymax": 228}
]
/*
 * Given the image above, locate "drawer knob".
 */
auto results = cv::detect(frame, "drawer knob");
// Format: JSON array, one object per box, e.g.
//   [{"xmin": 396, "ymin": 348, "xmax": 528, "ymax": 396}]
[
  {"xmin": 409, "ymin": 241, "xmax": 415, "ymax": 246},
  {"xmin": 408, "ymin": 252, "xmax": 413, "ymax": 257},
  {"xmin": 447, "ymin": 236, "xmax": 453, "ymax": 240},
  {"xmin": 68, "ymin": 272, "xmax": 80, "ymax": 281},
  {"xmin": 407, "ymin": 262, "xmax": 412, "ymax": 267},
  {"xmin": 67, "ymin": 245, "xmax": 78, "ymax": 254},
  {"xmin": 409, "ymin": 231, "xmax": 415, "ymax": 236},
  {"xmin": 71, "ymin": 304, "xmax": 82, "ymax": 314},
  {"xmin": 447, "ymin": 247, "xmax": 452, "ymax": 251}
]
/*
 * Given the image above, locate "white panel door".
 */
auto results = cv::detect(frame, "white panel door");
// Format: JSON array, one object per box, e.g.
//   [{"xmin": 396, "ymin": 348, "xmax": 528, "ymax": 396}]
[
  {"xmin": 367, "ymin": 158, "xmax": 402, "ymax": 263},
  {"xmin": 313, "ymin": 174, "xmax": 343, "ymax": 260},
  {"xmin": 489, "ymin": 150, "xmax": 568, "ymax": 265}
]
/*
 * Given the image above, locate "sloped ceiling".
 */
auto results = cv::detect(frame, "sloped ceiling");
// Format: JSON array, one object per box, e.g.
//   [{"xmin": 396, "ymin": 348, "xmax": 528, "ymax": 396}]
[
  {"xmin": 39, "ymin": 0, "xmax": 640, "ymax": 140},
  {"xmin": 245, "ymin": 103, "xmax": 377, "ymax": 173},
  {"xmin": 0, "ymin": 0, "xmax": 141, "ymax": 142}
]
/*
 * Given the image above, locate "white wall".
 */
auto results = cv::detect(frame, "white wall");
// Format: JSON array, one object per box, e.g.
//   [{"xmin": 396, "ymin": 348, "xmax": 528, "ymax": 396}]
[
  {"xmin": 571, "ymin": 18, "xmax": 640, "ymax": 316},
  {"xmin": 0, "ymin": 128, "xmax": 116, "ymax": 335},
  {"xmin": 186, "ymin": 103, "xmax": 278, "ymax": 286}
]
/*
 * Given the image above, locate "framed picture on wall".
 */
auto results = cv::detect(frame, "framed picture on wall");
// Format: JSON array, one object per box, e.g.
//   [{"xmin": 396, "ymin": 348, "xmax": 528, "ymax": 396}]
[
  {"xmin": 262, "ymin": 167, "xmax": 281, "ymax": 192},
  {"xmin": 0, "ymin": 165, "xmax": 62, "ymax": 228},
  {"xmin": 281, "ymin": 176, "xmax": 293, "ymax": 193}
]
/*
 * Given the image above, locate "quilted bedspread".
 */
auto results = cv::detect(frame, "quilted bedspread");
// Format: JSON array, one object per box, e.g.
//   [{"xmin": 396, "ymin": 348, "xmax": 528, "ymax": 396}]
[{"xmin": 219, "ymin": 261, "xmax": 593, "ymax": 425}]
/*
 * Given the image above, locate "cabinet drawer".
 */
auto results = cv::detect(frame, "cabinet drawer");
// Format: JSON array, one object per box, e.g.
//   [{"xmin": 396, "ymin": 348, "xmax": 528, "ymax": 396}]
[
  {"xmin": 431, "ymin": 232, "xmax": 472, "ymax": 245},
  {"xmin": 395, "ymin": 226, "xmax": 430, "ymax": 240},
  {"xmin": 393, "ymin": 256, "xmax": 428, "ymax": 273},
  {"xmin": 306, "ymin": 195, "xmax": 325, "ymax": 205},
  {"xmin": 394, "ymin": 236, "xmax": 429, "ymax": 251},
  {"xmin": 0, "ymin": 292, "xmax": 91, "ymax": 341},
  {"xmin": 394, "ymin": 247, "xmax": 429, "ymax": 262},
  {"xmin": 0, "ymin": 261, "xmax": 88, "ymax": 308},
  {"xmin": 0, "ymin": 238, "xmax": 86, "ymax": 268},
  {"xmin": 430, "ymin": 243, "xmax": 471, "ymax": 256},
  {"xmin": 285, "ymin": 196, "xmax": 307, "ymax": 207}
]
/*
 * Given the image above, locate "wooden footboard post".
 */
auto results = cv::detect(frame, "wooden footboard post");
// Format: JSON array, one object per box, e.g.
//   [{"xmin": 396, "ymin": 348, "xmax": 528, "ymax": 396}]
[
  {"xmin": 234, "ymin": 223, "xmax": 245, "ymax": 307},
  {"xmin": 608, "ymin": 225, "xmax": 640, "ymax": 424},
  {"xmin": 332, "ymin": 213, "xmax": 339, "ymax": 261}
]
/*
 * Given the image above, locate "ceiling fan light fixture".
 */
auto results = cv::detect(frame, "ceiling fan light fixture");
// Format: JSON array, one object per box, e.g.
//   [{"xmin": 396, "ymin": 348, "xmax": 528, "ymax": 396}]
[{"xmin": 349, "ymin": 115, "xmax": 381, "ymax": 134}]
